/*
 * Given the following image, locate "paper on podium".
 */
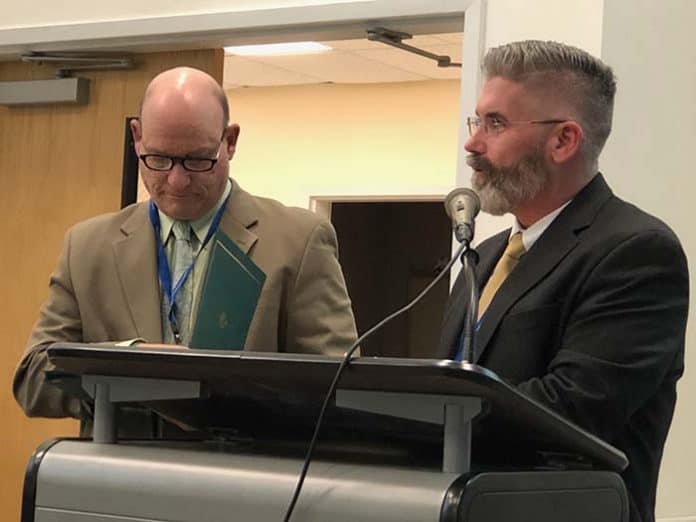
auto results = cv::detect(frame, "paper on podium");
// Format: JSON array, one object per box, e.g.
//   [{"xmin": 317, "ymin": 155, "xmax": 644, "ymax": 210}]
[{"xmin": 189, "ymin": 230, "xmax": 266, "ymax": 350}]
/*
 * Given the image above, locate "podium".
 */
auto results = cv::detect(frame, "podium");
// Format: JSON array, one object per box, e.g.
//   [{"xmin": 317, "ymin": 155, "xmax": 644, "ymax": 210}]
[{"xmin": 22, "ymin": 343, "xmax": 629, "ymax": 522}]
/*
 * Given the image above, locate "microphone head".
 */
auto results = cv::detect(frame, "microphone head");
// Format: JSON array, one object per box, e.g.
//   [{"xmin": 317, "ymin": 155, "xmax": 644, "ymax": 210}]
[
  {"xmin": 445, "ymin": 188, "xmax": 480, "ymax": 243},
  {"xmin": 444, "ymin": 187, "xmax": 480, "ymax": 219}
]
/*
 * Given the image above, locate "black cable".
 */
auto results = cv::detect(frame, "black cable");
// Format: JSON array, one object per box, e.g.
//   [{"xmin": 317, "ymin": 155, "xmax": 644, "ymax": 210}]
[{"xmin": 282, "ymin": 239, "xmax": 469, "ymax": 521}]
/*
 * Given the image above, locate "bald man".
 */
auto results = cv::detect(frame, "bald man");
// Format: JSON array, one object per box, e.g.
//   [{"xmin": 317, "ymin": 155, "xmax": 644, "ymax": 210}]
[{"xmin": 14, "ymin": 67, "xmax": 358, "ymax": 431}]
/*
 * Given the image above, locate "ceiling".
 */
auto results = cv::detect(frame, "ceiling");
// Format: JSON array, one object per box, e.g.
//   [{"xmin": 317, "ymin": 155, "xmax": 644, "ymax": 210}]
[{"xmin": 222, "ymin": 32, "xmax": 462, "ymax": 89}]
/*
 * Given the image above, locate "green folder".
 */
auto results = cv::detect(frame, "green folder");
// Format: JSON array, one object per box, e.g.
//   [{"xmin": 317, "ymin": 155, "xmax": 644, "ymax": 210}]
[{"xmin": 189, "ymin": 230, "xmax": 266, "ymax": 350}]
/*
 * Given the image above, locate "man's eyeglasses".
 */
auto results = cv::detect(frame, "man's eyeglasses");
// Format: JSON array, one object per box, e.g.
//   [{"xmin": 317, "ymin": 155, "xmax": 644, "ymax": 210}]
[
  {"xmin": 139, "ymin": 132, "xmax": 226, "ymax": 173},
  {"xmin": 466, "ymin": 116, "xmax": 568, "ymax": 137},
  {"xmin": 139, "ymin": 152, "xmax": 220, "ymax": 172}
]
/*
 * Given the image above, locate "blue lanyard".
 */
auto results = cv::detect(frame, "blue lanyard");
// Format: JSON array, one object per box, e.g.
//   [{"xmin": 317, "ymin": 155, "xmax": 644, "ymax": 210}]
[
  {"xmin": 148, "ymin": 196, "xmax": 230, "ymax": 339},
  {"xmin": 454, "ymin": 316, "xmax": 483, "ymax": 362}
]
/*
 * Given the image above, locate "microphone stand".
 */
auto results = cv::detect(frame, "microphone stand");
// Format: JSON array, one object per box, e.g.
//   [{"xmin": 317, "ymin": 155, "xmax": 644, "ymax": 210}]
[
  {"xmin": 458, "ymin": 242, "xmax": 479, "ymax": 363},
  {"xmin": 447, "ymin": 188, "xmax": 481, "ymax": 362}
]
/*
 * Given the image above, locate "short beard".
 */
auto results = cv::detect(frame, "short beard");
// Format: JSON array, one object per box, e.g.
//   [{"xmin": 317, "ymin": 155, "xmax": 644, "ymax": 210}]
[{"xmin": 467, "ymin": 149, "xmax": 549, "ymax": 216}]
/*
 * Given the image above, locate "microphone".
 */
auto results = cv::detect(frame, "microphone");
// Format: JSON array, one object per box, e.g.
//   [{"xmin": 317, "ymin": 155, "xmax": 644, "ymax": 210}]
[{"xmin": 445, "ymin": 188, "xmax": 480, "ymax": 244}]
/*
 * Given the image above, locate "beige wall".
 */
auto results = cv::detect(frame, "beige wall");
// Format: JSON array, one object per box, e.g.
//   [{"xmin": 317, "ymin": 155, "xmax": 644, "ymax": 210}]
[{"xmin": 226, "ymin": 80, "xmax": 460, "ymax": 208}]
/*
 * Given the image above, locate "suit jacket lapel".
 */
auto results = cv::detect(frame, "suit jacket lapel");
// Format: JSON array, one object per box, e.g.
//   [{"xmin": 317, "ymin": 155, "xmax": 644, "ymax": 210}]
[
  {"xmin": 112, "ymin": 204, "xmax": 162, "ymax": 342},
  {"xmin": 473, "ymin": 174, "xmax": 614, "ymax": 362},
  {"xmin": 220, "ymin": 180, "xmax": 259, "ymax": 255},
  {"xmin": 473, "ymin": 223, "xmax": 578, "ymax": 361}
]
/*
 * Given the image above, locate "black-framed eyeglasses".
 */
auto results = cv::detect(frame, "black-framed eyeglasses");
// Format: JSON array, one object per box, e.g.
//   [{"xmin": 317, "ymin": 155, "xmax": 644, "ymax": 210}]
[
  {"xmin": 138, "ymin": 131, "xmax": 227, "ymax": 173},
  {"xmin": 467, "ymin": 115, "xmax": 569, "ymax": 137},
  {"xmin": 139, "ymin": 152, "xmax": 220, "ymax": 172}
]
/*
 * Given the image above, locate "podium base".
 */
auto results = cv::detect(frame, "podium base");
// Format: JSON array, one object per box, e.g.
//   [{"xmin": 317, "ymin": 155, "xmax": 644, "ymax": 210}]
[{"xmin": 23, "ymin": 439, "xmax": 627, "ymax": 522}]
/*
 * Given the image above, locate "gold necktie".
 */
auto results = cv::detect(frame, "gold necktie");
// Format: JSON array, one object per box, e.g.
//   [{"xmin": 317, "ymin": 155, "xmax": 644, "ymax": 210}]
[{"xmin": 478, "ymin": 232, "xmax": 525, "ymax": 319}]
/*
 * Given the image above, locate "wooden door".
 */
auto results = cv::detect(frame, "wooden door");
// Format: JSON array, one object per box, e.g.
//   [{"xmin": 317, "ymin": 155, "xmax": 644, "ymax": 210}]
[{"xmin": 0, "ymin": 48, "xmax": 223, "ymax": 520}]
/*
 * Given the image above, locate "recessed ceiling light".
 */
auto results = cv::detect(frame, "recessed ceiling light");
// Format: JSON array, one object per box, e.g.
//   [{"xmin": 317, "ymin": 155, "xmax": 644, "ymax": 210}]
[{"xmin": 224, "ymin": 42, "xmax": 332, "ymax": 57}]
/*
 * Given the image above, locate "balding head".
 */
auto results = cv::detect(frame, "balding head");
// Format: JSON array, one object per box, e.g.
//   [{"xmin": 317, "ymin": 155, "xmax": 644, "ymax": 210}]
[
  {"xmin": 131, "ymin": 67, "xmax": 240, "ymax": 221},
  {"xmin": 140, "ymin": 67, "xmax": 229, "ymax": 132}
]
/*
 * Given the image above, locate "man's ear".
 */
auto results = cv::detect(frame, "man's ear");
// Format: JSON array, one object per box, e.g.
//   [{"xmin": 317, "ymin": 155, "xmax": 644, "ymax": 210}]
[
  {"xmin": 549, "ymin": 121, "xmax": 584, "ymax": 164},
  {"xmin": 130, "ymin": 118, "xmax": 142, "ymax": 153},
  {"xmin": 225, "ymin": 124, "xmax": 241, "ymax": 158}
]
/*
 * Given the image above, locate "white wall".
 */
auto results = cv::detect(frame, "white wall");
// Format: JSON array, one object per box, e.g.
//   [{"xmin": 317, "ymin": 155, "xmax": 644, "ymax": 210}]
[
  {"xmin": 0, "ymin": 0, "xmax": 470, "ymax": 58},
  {"xmin": 4, "ymin": 1, "xmax": 366, "ymax": 28},
  {"xmin": 486, "ymin": 0, "xmax": 604, "ymax": 55},
  {"xmin": 601, "ymin": 1, "xmax": 696, "ymax": 520},
  {"xmin": 2, "ymin": 0, "xmax": 472, "ymax": 29},
  {"xmin": 456, "ymin": 1, "xmax": 695, "ymax": 520}
]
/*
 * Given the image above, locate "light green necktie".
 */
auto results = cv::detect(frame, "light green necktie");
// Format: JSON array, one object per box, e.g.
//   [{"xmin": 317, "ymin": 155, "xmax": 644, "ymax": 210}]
[{"xmin": 170, "ymin": 221, "xmax": 194, "ymax": 343}]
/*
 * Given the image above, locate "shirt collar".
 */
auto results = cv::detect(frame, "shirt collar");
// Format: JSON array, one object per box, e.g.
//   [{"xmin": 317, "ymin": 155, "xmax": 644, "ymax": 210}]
[
  {"xmin": 510, "ymin": 199, "xmax": 572, "ymax": 251},
  {"xmin": 158, "ymin": 178, "xmax": 232, "ymax": 245}
]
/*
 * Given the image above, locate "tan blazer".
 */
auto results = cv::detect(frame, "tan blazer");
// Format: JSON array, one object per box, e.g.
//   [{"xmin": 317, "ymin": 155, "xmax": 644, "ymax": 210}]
[{"xmin": 14, "ymin": 181, "xmax": 357, "ymax": 419}]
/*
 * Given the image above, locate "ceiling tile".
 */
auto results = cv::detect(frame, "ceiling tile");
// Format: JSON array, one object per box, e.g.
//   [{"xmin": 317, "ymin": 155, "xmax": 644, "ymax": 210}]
[
  {"xmin": 326, "ymin": 33, "xmax": 449, "ymax": 51},
  {"xmin": 409, "ymin": 34, "xmax": 454, "ymax": 46},
  {"xmin": 432, "ymin": 32, "xmax": 465, "ymax": 44},
  {"xmin": 323, "ymin": 38, "xmax": 383, "ymax": 51},
  {"xmin": 223, "ymin": 32, "xmax": 463, "ymax": 88},
  {"xmin": 353, "ymin": 44, "xmax": 462, "ymax": 80},
  {"xmin": 252, "ymin": 50, "xmax": 428, "ymax": 84},
  {"xmin": 224, "ymin": 55, "xmax": 325, "ymax": 87}
]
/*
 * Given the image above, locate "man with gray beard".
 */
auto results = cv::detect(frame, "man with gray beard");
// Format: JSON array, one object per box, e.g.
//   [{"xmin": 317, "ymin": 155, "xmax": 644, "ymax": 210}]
[{"xmin": 438, "ymin": 41, "xmax": 688, "ymax": 522}]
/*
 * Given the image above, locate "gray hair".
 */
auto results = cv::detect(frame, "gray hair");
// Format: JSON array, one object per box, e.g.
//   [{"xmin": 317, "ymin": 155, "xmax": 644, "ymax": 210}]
[{"xmin": 483, "ymin": 40, "xmax": 616, "ymax": 166}]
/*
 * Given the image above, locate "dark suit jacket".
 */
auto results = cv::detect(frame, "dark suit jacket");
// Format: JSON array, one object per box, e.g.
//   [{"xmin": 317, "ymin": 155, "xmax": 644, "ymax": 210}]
[
  {"xmin": 14, "ymin": 180, "xmax": 357, "ymax": 425},
  {"xmin": 439, "ymin": 175, "xmax": 688, "ymax": 522}
]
